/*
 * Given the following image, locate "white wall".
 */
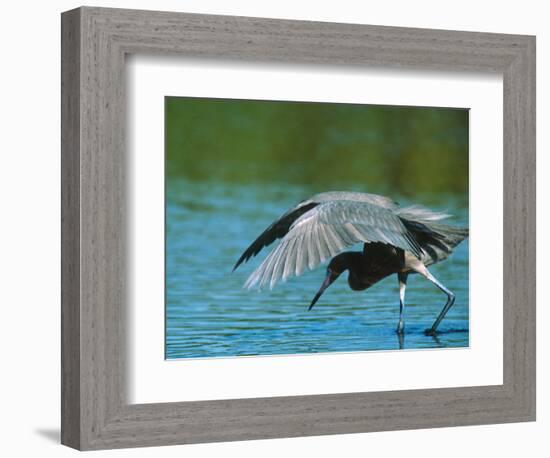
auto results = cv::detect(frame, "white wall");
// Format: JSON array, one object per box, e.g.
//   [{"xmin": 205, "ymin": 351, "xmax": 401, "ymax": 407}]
[{"xmin": 0, "ymin": 1, "xmax": 546, "ymax": 456}]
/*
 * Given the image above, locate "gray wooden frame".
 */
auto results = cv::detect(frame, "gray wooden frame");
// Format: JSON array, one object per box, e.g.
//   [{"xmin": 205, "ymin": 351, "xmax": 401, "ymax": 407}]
[{"xmin": 61, "ymin": 6, "xmax": 536, "ymax": 451}]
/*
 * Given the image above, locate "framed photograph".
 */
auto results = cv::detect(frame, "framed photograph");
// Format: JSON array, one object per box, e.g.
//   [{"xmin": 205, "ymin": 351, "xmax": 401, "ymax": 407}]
[{"xmin": 61, "ymin": 6, "xmax": 535, "ymax": 450}]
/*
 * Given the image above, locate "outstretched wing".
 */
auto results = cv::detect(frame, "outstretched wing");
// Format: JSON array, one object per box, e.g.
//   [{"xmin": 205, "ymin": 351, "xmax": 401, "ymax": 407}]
[
  {"xmin": 232, "ymin": 202, "xmax": 318, "ymax": 271},
  {"xmin": 244, "ymin": 200, "xmax": 422, "ymax": 290}
]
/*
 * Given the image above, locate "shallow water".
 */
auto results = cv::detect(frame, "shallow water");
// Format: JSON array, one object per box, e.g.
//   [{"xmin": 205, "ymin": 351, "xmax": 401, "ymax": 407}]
[{"xmin": 165, "ymin": 179, "xmax": 469, "ymax": 359}]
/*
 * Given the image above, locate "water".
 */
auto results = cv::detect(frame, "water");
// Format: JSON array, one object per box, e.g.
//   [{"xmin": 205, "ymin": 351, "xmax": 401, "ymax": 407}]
[{"xmin": 166, "ymin": 179, "xmax": 469, "ymax": 359}]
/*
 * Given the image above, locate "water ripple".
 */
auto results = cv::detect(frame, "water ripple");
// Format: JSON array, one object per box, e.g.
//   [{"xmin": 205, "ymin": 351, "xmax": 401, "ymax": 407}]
[{"xmin": 166, "ymin": 180, "xmax": 469, "ymax": 359}]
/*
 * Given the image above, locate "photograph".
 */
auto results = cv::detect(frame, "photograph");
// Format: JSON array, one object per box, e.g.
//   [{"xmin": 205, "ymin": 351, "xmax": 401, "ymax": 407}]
[{"xmin": 165, "ymin": 97, "xmax": 469, "ymax": 359}]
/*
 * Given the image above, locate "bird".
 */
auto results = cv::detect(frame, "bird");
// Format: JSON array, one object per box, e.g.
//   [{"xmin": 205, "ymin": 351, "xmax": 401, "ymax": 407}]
[{"xmin": 233, "ymin": 191, "xmax": 469, "ymax": 335}]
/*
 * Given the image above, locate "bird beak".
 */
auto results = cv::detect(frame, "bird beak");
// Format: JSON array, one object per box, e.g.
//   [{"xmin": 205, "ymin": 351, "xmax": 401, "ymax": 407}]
[{"xmin": 308, "ymin": 269, "xmax": 340, "ymax": 311}]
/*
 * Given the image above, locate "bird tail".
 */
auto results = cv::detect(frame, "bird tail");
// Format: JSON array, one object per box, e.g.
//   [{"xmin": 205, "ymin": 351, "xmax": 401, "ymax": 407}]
[{"xmin": 396, "ymin": 205, "xmax": 469, "ymax": 265}]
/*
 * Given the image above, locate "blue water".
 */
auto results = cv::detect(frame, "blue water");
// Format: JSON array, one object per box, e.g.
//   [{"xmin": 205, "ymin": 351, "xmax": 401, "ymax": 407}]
[{"xmin": 165, "ymin": 179, "xmax": 469, "ymax": 359}]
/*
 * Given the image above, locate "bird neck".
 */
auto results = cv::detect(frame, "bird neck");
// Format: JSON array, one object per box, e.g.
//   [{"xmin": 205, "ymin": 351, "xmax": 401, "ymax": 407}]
[
  {"xmin": 329, "ymin": 252, "xmax": 364, "ymax": 274},
  {"xmin": 339, "ymin": 251, "xmax": 393, "ymax": 291}
]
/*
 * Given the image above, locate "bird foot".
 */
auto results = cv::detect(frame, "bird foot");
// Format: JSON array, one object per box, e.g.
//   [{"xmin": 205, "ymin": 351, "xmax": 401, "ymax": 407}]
[{"xmin": 424, "ymin": 328, "xmax": 437, "ymax": 336}]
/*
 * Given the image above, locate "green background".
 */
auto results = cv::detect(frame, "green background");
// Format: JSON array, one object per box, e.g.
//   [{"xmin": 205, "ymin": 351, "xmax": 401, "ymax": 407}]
[{"xmin": 166, "ymin": 97, "xmax": 468, "ymax": 200}]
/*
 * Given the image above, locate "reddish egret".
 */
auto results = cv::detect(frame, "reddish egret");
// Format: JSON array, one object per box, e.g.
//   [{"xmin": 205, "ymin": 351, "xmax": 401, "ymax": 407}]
[{"xmin": 234, "ymin": 191, "xmax": 468, "ymax": 335}]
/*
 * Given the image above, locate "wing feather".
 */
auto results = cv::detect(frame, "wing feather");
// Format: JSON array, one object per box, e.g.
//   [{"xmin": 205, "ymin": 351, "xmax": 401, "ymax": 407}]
[
  {"xmin": 324, "ymin": 225, "xmax": 344, "ymax": 254},
  {"xmin": 282, "ymin": 237, "xmax": 297, "ymax": 282},
  {"xmin": 316, "ymin": 225, "xmax": 330, "ymax": 262},
  {"xmin": 294, "ymin": 233, "xmax": 307, "ymax": 277},
  {"xmin": 305, "ymin": 229, "xmax": 318, "ymax": 270},
  {"xmin": 270, "ymin": 239, "xmax": 290, "ymax": 289}
]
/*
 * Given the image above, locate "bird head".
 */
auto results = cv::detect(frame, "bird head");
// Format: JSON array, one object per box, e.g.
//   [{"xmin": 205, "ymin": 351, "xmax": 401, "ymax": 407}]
[{"xmin": 308, "ymin": 255, "xmax": 349, "ymax": 311}]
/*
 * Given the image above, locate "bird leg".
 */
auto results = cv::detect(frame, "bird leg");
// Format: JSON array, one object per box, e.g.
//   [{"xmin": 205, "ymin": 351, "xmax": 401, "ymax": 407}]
[
  {"xmin": 396, "ymin": 272, "xmax": 408, "ymax": 334},
  {"xmin": 419, "ymin": 268, "xmax": 456, "ymax": 335}
]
